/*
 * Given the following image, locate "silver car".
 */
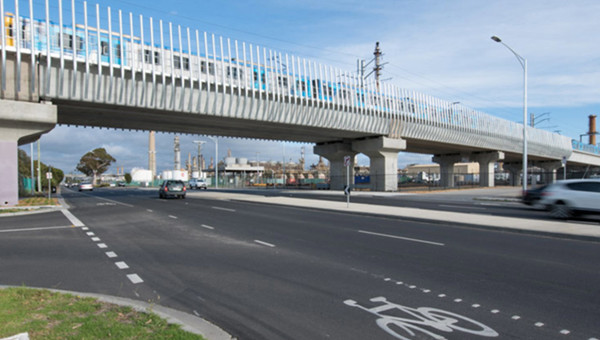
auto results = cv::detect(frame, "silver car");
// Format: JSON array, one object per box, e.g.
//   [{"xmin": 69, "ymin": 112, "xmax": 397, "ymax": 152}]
[
  {"xmin": 538, "ymin": 179, "xmax": 600, "ymax": 218},
  {"xmin": 78, "ymin": 182, "xmax": 93, "ymax": 191}
]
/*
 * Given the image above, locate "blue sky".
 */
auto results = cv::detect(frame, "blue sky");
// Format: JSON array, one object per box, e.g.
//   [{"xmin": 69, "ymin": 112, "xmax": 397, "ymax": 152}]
[{"xmin": 25, "ymin": 0, "xmax": 600, "ymax": 175}]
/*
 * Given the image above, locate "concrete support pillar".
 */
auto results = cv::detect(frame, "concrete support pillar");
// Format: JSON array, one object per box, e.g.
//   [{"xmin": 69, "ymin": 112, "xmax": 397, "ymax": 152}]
[
  {"xmin": 539, "ymin": 161, "xmax": 562, "ymax": 184},
  {"xmin": 353, "ymin": 137, "xmax": 406, "ymax": 191},
  {"xmin": 502, "ymin": 163, "xmax": 522, "ymax": 187},
  {"xmin": 0, "ymin": 100, "xmax": 56, "ymax": 206},
  {"xmin": 472, "ymin": 151, "xmax": 505, "ymax": 187},
  {"xmin": 313, "ymin": 141, "xmax": 356, "ymax": 191},
  {"xmin": 432, "ymin": 154, "xmax": 463, "ymax": 188}
]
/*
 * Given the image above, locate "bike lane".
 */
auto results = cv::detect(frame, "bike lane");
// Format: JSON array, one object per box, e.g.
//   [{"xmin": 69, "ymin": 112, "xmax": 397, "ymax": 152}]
[{"xmin": 342, "ymin": 269, "xmax": 598, "ymax": 340}]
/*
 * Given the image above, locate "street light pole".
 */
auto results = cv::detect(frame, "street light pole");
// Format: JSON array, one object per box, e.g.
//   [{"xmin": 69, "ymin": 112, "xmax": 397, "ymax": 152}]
[
  {"xmin": 207, "ymin": 136, "xmax": 218, "ymax": 189},
  {"xmin": 491, "ymin": 36, "xmax": 528, "ymax": 193}
]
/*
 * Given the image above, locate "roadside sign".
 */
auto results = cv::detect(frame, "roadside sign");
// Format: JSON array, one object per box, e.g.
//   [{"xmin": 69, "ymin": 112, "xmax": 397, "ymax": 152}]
[
  {"xmin": 561, "ymin": 156, "xmax": 567, "ymax": 166},
  {"xmin": 344, "ymin": 185, "xmax": 351, "ymax": 196},
  {"xmin": 46, "ymin": 172, "xmax": 52, "ymax": 179},
  {"xmin": 344, "ymin": 155, "xmax": 351, "ymax": 167}
]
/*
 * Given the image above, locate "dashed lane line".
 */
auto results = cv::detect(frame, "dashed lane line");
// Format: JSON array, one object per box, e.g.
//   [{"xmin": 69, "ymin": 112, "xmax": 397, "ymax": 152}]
[
  {"xmin": 358, "ymin": 230, "xmax": 445, "ymax": 246},
  {"xmin": 201, "ymin": 224, "xmax": 215, "ymax": 230},
  {"xmin": 254, "ymin": 240, "xmax": 276, "ymax": 248},
  {"xmin": 105, "ymin": 251, "xmax": 118, "ymax": 258},
  {"xmin": 212, "ymin": 206, "xmax": 236, "ymax": 212},
  {"xmin": 127, "ymin": 274, "xmax": 144, "ymax": 284},
  {"xmin": 115, "ymin": 261, "xmax": 129, "ymax": 269}
]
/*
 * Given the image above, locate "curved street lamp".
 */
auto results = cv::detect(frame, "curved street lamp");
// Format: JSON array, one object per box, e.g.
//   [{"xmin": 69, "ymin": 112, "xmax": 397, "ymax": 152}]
[{"xmin": 491, "ymin": 35, "xmax": 528, "ymax": 193}]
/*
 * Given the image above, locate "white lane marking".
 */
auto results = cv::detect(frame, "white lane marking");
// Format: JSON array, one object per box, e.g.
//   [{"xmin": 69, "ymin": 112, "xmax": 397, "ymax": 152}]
[
  {"xmin": 105, "ymin": 251, "xmax": 117, "ymax": 258},
  {"xmin": 147, "ymin": 209, "xmax": 153, "ymax": 212},
  {"xmin": 454, "ymin": 299, "xmax": 462, "ymax": 303},
  {"xmin": 491, "ymin": 309, "xmax": 500, "ymax": 314},
  {"xmin": 168, "ymin": 215, "xmax": 178, "ymax": 219},
  {"xmin": 86, "ymin": 232, "xmax": 95, "ymax": 236},
  {"xmin": 61, "ymin": 209, "xmax": 85, "ymax": 227},
  {"xmin": 115, "ymin": 261, "xmax": 129, "ymax": 269},
  {"xmin": 422, "ymin": 289, "xmax": 430, "ymax": 293},
  {"xmin": 127, "ymin": 274, "xmax": 143, "ymax": 284},
  {"xmin": 512, "ymin": 315, "xmax": 521, "ymax": 320},
  {"xmin": 201, "ymin": 224, "xmax": 215, "ymax": 230},
  {"xmin": 0, "ymin": 226, "xmax": 73, "ymax": 233},
  {"xmin": 97, "ymin": 243, "xmax": 108, "ymax": 249},
  {"xmin": 439, "ymin": 204, "xmax": 487, "ymax": 210},
  {"xmin": 560, "ymin": 330, "xmax": 570, "ymax": 335},
  {"xmin": 93, "ymin": 195, "xmax": 134, "ymax": 208},
  {"xmin": 212, "ymin": 206, "xmax": 236, "ymax": 212},
  {"xmin": 254, "ymin": 240, "xmax": 275, "ymax": 248},
  {"xmin": 472, "ymin": 304, "xmax": 481, "ymax": 308},
  {"xmin": 395, "ymin": 282, "xmax": 403, "ymax": 285},
  {"xmin": 358, "ymin": 230, "xmax": 445, "ymax": 246},
  {"xmin": 384, "ymin": 278, "xmax": 392, "ymax": 281},
  {"xmin": 535, "ymin": 322, "xmax": 545, "ymax": 327},
  {"xmin": 438, "ymin": 294, "xmax": 446, "ymax": 298},
  {"xmin": 409, "ymin": 285, "xmax": 416, "ymax": 289},
  {"xmin": 91, "ymin": 237, "xmax": 100, "ymax": 242},
  {"xmin": 82, "ymin": 227, "xmax": 89, "ymax": 231}
]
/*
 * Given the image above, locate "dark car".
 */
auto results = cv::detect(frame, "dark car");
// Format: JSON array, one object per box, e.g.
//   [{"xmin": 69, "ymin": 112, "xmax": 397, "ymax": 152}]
[
  {"xmin": 522, "ymin": 185, "xmax": 548, "ymax": 206},
  {"xmin": 158, "ymin": 180, "xmax": 186, "ymax": 199}
]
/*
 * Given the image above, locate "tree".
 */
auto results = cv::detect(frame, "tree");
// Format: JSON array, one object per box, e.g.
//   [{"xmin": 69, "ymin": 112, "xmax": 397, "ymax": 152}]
[
  {"xmin": 76, "ymin": 148, "xmax": 116, "ymax": 185},
  {"xmin": 124, "ymin": 173, "xmax": 132, "ymax": 184}
]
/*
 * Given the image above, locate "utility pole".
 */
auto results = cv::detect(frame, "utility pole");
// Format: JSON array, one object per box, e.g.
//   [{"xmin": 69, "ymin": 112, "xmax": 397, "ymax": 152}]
[
  {"xmin": 373, "ymin": 42, "xmax": 383, "ymax": 90},
  {"xmin": 174, "ymin": 136, "xmax": 181, "ymax": 170},
  {"xmin": 358, "ymin": 42, "xmax": 387, "ymax": 90}
]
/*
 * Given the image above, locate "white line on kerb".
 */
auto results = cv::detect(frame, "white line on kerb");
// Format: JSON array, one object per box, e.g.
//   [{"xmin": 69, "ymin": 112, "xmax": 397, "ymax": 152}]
[
  {"xmin": 201, "ymin": 224, "xmax": 215, "ymax": 230},
  {"xmin": 61, "ymin": 209, "xmax": 85, "ymax": 227},
  {"xmin": 127, "ymin": 274, "xmax": 144, "ymax": 284},
  {"xmin": 358, "ymin": 230, "xmax": 445, "ymax": 246},
  {"xmin": 254, "ymin": 240, "xmax": 276, "ymax": 248},
  {"xmin": 212, "ymin": 206, "xmax": 236, "ymax": 212}
]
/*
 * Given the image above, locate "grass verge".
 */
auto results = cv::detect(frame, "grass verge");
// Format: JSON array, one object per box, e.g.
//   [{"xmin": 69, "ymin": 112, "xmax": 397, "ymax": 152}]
[
  {"xmin": 0, "ymin": 287, "xmax": 206, "ymax": 340},
  {"xmin": 17, "ymin": 197, "xmax": 59, "ymax": 206}
]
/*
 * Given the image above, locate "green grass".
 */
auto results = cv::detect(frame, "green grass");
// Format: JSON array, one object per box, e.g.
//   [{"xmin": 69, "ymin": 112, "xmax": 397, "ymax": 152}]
[
  {"xmin": 17, "ymin": 197, "xmax": 59, "ymax": 206},
  {"xmin": 0, "ymin": 287, "xmax": 206, "ymax": 340}
]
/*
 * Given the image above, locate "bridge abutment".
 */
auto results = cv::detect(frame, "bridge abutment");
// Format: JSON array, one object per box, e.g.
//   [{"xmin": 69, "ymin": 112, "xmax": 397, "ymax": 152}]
[
  {"xmin": 352, "ymin": 137, "xmax": 406, "ymax": 191},
  {"xmin": 472, "ymin": 151, "xmax": 505, "ymax": 187},
  {"xmin": 0, "ymin": 100, "xmax": 57, "ymax": 206}
]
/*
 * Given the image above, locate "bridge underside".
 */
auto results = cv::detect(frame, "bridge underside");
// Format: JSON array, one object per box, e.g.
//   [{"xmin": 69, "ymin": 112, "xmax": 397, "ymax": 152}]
[{"xmin": 53, "ymin": 99, "xmax": 380, "ymax": 143}]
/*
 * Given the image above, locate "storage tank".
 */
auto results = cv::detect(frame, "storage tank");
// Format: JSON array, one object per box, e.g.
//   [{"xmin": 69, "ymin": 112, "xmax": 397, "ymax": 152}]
[
  {"xmin": 161, "ymin": 170, "xmax": 173, "ymax": 180},
  {"xmin": 237, "ymin": 158, "xmax": 248, "ymax": 165},
  {"xmin": 225, "ymin": 157, "xmax": 236, "ymax": 166},
  {"xmin": 131, "ymin": 168, "xmax": 153, "ymax": 183},
  {"xmin": 172, "ymin": 170, "xmax": 189, "ymax": 181}
]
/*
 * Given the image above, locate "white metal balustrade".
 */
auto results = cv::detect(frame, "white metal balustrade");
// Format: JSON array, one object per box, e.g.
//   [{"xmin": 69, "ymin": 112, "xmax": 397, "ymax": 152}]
[{"xmin": 0, "ymin": 0, "xmax": 574, "ymax": 160}]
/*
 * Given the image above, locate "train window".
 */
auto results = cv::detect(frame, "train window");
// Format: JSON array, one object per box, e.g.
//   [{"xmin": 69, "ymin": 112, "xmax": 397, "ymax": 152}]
[
  {"xmin": 101, "ymin": 41, "xmax": 109, "ymax": 56},
  {"xmin": 76, "ymin": 36, "xmax": 84, "ymax": 51},
  {"xmin": 227, "ymin": 67, "xmax": 239, "ymax": 79},
  {"xmin": 278, "ymin": 76, "xmax": 288, "ymax": 88}
]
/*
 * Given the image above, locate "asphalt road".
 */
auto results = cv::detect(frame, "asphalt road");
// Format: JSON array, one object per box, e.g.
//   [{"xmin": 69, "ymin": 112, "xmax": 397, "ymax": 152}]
[{"xmin": 1, "ymin": 187, "xmax": 599, "ymax": 339}]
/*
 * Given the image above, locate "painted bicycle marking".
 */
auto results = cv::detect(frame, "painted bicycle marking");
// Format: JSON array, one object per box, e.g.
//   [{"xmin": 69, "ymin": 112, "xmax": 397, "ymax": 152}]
[{"xmin": 344, "ymin": 296, "xmax": 499, "ymax": 340}]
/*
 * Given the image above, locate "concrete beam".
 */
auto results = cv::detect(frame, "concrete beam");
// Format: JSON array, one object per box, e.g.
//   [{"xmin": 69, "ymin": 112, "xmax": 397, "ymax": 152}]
[
  {"xmin": 538, "ymin": 160, "xmax": 562, "ymax": 184},
  {"xmin": 352, "ymin": 137, "xmax": 406, "ymax": 191},
  {"xmin": 313, "ymin": 141, "xmax": 356, "ymax": 191},
  {"xmin": 0, "ymin": 100, "xmax": 56, "ymax": 206},
  {"xmin": 502, "ymin": 162, "xmax": 523, "ymax": 187}
]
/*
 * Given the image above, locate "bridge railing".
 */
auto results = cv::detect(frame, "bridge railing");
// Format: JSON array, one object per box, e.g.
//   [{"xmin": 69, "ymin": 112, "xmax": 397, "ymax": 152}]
[{"xmin": 0, "ymin": 0, "xmax": 574, "ymax": 158}]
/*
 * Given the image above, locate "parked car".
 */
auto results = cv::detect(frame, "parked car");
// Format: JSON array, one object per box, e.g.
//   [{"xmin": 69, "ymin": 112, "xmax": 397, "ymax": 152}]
[
  {"xmin": 78, "ymin": 182, "xmax": 93, "ymax": 191},
  {"xmin": 522, "ymin": 185, "xmax": 548, "ymax": 207},
  {"xmin": 158, "ymin": 180, "xmax": 186, "ymax": 199},
  {"xmin": 538, "ymin": 179, "xmax": 600, "ymax": 219},
  {"xmin": 188, "ymin": 178, "xmax": 207, "ymax": 190},
  {"xmin": 117, "ymin": 181, "xmax": 126, "ymax": 187}
]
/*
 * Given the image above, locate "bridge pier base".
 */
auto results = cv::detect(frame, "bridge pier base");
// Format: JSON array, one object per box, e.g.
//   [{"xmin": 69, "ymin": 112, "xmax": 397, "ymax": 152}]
[
  {"xmin": 432, "ymin": 154, "xmax": 464, "ymax": 188},
  {"xmin": 539, "ymin": 161, "xmax": 562, "ymax": 184},
  {"xmin": 313, "ymin": 141, "xmax": 357, "ymax": 191},
  {"xmin": 0, "ymin": 100, "xmax": 56, "ymax": 206},
  {"xmin": 472, "ymin": 151, "xmax": 504, "ymax": 187},
  {"xmin": 502, "ymin": 163, "xmax": 523, "ymax": 187},
  {"xmin": 353, "ymin": 137, "xmax": 406, "ymax": 191}
]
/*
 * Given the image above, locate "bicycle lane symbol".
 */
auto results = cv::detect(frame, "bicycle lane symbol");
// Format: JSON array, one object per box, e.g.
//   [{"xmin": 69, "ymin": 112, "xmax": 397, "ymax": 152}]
[{"xmin": 344, "ymin": 296, "xmax": 499, "ymax": 340}]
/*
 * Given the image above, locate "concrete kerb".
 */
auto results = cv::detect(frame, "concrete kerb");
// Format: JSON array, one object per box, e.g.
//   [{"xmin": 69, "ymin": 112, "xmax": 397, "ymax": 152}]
[{"xmin": 0, "ymin": 285, "xmax": 234, "ymax": 340}]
